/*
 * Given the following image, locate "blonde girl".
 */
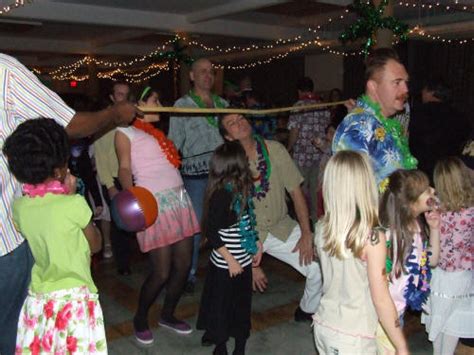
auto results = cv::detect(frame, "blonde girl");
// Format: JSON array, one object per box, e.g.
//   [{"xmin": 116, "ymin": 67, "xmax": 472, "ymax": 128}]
[
  {"xmin": 313, "ymin": 150, "xmax": 408, "ymax": 355},
  {"xmin": 422, "ymin": 157, "xmax": 473, "ymax": 355}
]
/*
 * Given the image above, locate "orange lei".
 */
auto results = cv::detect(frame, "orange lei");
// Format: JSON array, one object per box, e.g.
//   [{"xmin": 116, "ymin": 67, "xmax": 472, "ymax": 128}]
[{"xmin": 133, "ymin": 119, "xmax": 181, "ymax": 168}]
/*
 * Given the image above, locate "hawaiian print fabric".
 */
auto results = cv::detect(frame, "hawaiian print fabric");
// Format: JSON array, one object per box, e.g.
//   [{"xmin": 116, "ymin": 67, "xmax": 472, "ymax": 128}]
[
  {"xmin": 248, "ymin": 103, "xmax": 277, "ymax": 140},
  {"xmin": 16, "ymin": 286, "xmax": 106, "ymax": 355},
  {"xmin": 288, "ymin": 99, "xmax": 331, "ymax": 168},
  {"xmin": 332, "ymin": 97, "xmax": 410, "ymax": 187},
  {"xmin": 438, "ymin": 207, "xmax": 473, "ymax": 272}
]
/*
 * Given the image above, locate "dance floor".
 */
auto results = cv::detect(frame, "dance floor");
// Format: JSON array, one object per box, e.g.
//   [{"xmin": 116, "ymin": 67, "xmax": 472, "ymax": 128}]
[{"xmin": 93, "ymin": 241, "xmax": 472, "ymax": 355}]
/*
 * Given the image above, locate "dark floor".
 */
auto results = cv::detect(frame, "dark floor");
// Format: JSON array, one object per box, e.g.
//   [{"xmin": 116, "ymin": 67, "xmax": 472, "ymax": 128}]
[{"xmin": 93, "ymin": 242, "xmax": 472, "ymax": 355}]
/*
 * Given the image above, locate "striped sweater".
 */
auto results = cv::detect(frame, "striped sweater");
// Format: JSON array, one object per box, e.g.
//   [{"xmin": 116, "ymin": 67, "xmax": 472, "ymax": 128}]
[
  {"xmin": 206, "ymin": 188, "xmax": 254, "ymax": 269},
  {"xmin": 210, "ymin": 214, "xmax": 253, "ymax": 269}
]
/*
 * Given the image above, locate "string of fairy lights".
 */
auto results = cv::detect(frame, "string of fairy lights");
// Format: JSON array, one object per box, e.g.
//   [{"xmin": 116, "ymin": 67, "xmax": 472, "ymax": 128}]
[
  {"xmin": 397, "ymin": 0, "xmax": 472, "ymax": 12},
  {"xmin": 33, "ymin": 1, "xmax": 473, "ymax": 82},
  {"xmin": 0, "ymin": 0, "xmax": 31, "ymax": 15}
]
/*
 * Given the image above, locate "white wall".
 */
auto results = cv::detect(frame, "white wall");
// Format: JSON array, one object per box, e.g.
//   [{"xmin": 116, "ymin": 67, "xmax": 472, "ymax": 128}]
[{"xmin": 304, "ymin": 53, "xmax": 344, "ymax": 95}]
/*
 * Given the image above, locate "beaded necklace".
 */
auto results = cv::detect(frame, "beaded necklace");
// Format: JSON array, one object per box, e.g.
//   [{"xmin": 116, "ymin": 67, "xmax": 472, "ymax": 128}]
[
  {"xmin": 360, "ymin": 95, "xmax": 418, "ymax": 170},
  {"xmin": 188, "ymin": 90, "xmax": 225, "ymax": 128},
  {"xmin": 252, "ymin": 135, "xmax": 271, "ymax": 200},
  {"xmin": 225, "ymin": 184, "xmax": 259, "ymax": 255},
  {"xmin": 23, "ymin": 180, "xmax": 69, "ymax": 197},
  {"xmin": 133, "ymin": 119, "xmax": 181, "ymax": 168}
]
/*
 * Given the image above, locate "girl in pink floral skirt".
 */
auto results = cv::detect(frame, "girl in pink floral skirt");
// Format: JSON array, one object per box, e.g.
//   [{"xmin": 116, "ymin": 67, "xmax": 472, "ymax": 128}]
[{"xmin": 3, "ymin": 119, "xmax": 106, "ymax": 354}]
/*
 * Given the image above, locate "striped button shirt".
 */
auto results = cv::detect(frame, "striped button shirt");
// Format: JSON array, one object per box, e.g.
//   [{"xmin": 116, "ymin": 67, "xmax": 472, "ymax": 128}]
[
  {"xmin": 210, "ymin": 214, "xmax": 253, "ymax": 269},
  {"xmin": 0, "ymin": 54, "xmax": 75, "ymax": 256}
]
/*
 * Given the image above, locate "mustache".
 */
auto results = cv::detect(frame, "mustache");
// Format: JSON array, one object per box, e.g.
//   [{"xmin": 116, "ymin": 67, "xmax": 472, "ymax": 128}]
[{"xmin": 397, "ymin": 94, "xmax": 408, "ymax": 101}]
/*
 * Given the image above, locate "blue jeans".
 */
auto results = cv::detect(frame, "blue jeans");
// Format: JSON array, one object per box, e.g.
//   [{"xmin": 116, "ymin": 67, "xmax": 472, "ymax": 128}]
[
  {"xmin": 0, "ymin": 241, "xmax": 34, "ymax": 355},
  {"xmin": 183, "ymin": 175, "xmax": 208, "ymax": 283}
]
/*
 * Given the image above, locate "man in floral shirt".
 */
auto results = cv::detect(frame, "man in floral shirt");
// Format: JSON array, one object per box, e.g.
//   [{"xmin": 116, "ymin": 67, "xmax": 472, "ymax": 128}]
[
  {"xmin": 288, "ymin": 77, "xmax": 330, "ymax": 221},
  {"xmin": 333, "ymin": 48, "xmax": 417, "ymax": 191}
]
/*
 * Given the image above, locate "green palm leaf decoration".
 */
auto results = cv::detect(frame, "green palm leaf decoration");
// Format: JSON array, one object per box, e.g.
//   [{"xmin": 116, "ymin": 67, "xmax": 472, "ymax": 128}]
[{"xmin": 339, "ymin": 0, "xmax": 408, "ymax": 55}]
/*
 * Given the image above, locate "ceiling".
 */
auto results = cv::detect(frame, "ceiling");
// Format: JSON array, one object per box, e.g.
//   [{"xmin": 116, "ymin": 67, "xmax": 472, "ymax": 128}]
[{"xmin": 1, "ymin": 0, "xmax": 473, "ymax": 75}]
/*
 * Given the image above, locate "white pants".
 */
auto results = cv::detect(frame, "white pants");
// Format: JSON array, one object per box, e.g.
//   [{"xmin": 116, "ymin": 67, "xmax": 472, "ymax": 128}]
[{"xmin": 262, "ymin": 225, "xmax": 323, "ymax": 314}]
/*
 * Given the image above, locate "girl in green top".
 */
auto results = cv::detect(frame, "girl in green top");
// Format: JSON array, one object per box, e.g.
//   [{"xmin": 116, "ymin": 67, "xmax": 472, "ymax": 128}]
[{"xmin": 3, "ymin": 118, "xmax": 106, "ymax": 354}]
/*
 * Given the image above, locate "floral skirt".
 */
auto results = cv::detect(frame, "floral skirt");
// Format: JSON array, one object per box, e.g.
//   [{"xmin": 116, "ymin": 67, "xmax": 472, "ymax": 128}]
[
  {"xmin": 16, "ymin": 286, "xmax": 106, "ymax": 354},
  {"xmin": 137, "ymin": 185, "xmax": 200, "ymax": 252}
]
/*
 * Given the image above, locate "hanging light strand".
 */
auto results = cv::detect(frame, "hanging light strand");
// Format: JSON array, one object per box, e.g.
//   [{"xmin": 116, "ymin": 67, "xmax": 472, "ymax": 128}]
[
  {"xmin": 33, "ymin": 1, "xmax": 474, "ymax": 78},
  {"xmin": 0, "ymin": 0, "xmax": 32, "ymax": 15}
]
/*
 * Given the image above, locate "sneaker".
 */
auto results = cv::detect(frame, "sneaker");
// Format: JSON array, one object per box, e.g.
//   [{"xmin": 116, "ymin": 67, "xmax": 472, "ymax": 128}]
[
  {"xmin": 134, "ymin": 328, "xmax": 154, "ymax": 345},
  {"xmin": 103, "ymin": 244, "xmax": 113, "ymax": 259},
  {"xmin": 159, "ymin": 318, "xmax": 193, "ymax": 335},
  {"xmin": 294, "ymin": 306, "xmax": 313, "ymax": 322}
]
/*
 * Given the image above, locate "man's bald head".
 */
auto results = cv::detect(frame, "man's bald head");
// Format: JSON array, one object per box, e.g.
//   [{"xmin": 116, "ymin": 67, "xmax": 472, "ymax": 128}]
[
  {"xmin": 190, "ymin": 58, "xmax": 215, "ymax": 93},
  {"xmin": 191, "ymin": 58, "xmax": 212, "ymax": 73}
]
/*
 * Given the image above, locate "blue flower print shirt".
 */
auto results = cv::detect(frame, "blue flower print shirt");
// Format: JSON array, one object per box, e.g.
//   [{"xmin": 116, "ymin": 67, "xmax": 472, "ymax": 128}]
[{"xmin": 332, "ymin": 97, "xmax": 407, "ymax": 189}]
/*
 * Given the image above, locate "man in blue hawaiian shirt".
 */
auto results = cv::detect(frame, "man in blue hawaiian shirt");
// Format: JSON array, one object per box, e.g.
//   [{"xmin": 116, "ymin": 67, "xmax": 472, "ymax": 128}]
[{"xmin": 333, "ymin": 48, "xmax": 417, "ymax": 191}]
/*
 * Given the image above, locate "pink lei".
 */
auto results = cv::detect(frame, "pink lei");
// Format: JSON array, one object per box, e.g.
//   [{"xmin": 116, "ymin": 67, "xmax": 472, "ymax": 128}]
[{"xmin": 23, "ymin": 180, "xmax": 69, "ymax": 197}]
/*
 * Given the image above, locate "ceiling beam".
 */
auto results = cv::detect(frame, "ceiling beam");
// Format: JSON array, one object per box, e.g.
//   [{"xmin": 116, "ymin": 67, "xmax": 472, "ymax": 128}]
[
  {"xmin": 90, "ymin": 29, "xmax": 153, "ymax": 49},
  {"xmin": 314, "ymin": 0, "xmax": 352, "ymax": 6},
  {"xmin": 1, "ymin": 36, "xmax": 161, "ymax": 57},
  {"xmin": 6, "ymin": 0, "xmax": 301, "ymax": 40},
  {"xmin": 187, "ymin": 0, "xmax": 288, "ymax": 24}
]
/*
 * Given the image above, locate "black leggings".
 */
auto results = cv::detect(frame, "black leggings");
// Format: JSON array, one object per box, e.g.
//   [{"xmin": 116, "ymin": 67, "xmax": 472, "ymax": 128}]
[{"xmin": 134, "ymin": 237, "xmax": 193, "ymax": 331}]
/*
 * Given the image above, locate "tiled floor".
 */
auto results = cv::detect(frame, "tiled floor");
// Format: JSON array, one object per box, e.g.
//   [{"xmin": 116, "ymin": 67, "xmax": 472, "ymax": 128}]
[{"xmin": 94, "ymin": 243, "xmax": 472, "ymax": 355}]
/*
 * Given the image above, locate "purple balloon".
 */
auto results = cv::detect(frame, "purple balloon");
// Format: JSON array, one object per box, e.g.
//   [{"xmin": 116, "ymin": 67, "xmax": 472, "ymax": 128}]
[{"xmin": 111, "ymin": 190, "xmax": 146, "ymax": 232}]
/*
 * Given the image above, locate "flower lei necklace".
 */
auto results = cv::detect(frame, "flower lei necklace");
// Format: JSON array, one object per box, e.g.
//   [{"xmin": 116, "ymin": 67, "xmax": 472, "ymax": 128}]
[
  {"xmin": 404, "ymin": 241, "xmax": 432, "ymax": 311},
  {"xmin": 188, "ymin": 90, "xmax": 225, "ymax": 128},
  {"xmin": 23, "ymin": 180, "xmax": 69, "ymax": 197},
  {"xmin": 252, "ymin": 135, "xmax": 271, "ymax": 200},
  {"xmin": 225, "ymin": 184, "xmax": 259, "ymax": 255},
  {"xmin": 360, "ymin": 95, "xmax": 418, "ymax": 170},
  {"xmin": 133, "ymin": 119, "xmax": 181, "ymax": 168}
]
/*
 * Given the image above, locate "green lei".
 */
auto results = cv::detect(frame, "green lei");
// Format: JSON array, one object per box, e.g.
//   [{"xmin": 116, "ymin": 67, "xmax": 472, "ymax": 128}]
[
  {"xmin": 188, "ymin": 90, "xmax": 225, "ymax": 128},
  {"xmin": 386, "ymin": 240, "xmax": 393, "ymax": 274},
  {"xmin": 371, "ymin": 226, "xmax": 392, "ymax": 274},
  {"xmin": 224, "ymin": 183, "xmax": 259, "ymax": 255},
  {"xmin": 360, "ymin": 95, "xmax": 418, "ymax": 170}
]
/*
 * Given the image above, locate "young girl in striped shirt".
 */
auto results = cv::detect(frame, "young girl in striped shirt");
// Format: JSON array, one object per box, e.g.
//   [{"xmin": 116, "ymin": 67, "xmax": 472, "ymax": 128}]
[{"xmin": 197, "ymin": 141, "xmax": 262, "ymax": 355}]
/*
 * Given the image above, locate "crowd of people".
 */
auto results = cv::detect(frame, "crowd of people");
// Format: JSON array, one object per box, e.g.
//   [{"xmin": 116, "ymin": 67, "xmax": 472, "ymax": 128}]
[{"xmin": 0, "ymin": 48, "xmax": 472, "ymax": 355}]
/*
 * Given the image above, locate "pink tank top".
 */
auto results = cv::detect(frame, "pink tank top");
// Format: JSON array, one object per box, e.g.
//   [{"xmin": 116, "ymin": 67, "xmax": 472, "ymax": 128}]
[{"xmin": 116, "ymin": 126, "xmax": 182, "ymax": 193}]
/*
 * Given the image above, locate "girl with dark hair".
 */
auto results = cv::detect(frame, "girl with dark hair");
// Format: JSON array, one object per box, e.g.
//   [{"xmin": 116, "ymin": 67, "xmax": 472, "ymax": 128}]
[
  {"xmin": 197, "ymin": 141, "xmax": 263, "ymax": 355},
  {"xmin": 377, "ymin": 169, "xmax": 441, "ymax": 354},
  {"xmin": 115, "ymin": 87, "xmax": 200, "ymax": 345},
  {"xmin": 3, "ymin": 118, "xmax": 106, "ymax": 353}
]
